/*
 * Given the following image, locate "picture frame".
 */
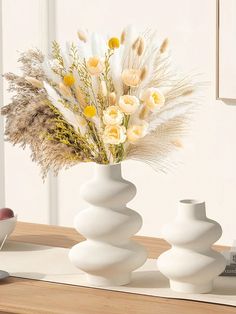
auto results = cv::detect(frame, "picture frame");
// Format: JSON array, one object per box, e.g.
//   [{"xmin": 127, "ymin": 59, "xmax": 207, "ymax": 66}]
[{"xmin": 216, "ymin": 0, "xmax": 236, "ymax": 101}]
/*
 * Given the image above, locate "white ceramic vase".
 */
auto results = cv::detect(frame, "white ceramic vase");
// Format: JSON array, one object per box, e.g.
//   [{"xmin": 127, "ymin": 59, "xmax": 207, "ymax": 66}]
[
  {"xmin": 157, "ymin": 200, "xmax": 226, "ymax": 293},
  {"xmin": 69, "ymin": 163, "xmax": 147, "ymax": 286}
]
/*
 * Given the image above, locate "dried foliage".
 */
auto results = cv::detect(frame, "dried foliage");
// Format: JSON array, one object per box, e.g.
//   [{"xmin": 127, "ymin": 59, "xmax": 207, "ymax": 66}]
[{"xmin": 1, "ymin": 27, "xmax": 200, "ymax": 178}]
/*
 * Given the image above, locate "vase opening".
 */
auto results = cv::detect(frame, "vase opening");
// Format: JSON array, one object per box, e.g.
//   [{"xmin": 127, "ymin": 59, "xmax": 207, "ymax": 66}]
[
  {"xmin": 180, "ymin": 199, "xmax": 205, "ymax": 205},
  {"xmin": 178, "ymin": 199, "xmax": 206, "ymax": 220}
]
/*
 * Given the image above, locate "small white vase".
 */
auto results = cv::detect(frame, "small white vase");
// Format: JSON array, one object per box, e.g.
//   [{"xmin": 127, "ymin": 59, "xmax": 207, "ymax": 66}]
[
  {"xmin": 69, "ymin": 163, "xmax": 147, "ymax": 286},
  {"xmin": 157, "ymin": 200, "xmax": 226, "ymax": 293}
]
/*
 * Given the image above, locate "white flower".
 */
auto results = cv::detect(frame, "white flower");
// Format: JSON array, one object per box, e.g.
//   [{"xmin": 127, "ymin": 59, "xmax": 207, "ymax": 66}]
[
  {"xmin": 121, "ymin": 69, "xmax": 141, "ymax": 87},
  {"xmin": 141, "ymin": 87, "xmax": 165, "ymax": 112},
  {"xmin": 118, "ymin": 95, "xmax": 140, "ymax": 114},
  {"xmin": 127, "ymin": 121, "xmax": 149, "ymax": 144},
  {"xmin": 103, "ymin": 125, "xmax": 126, "ymax": 145},
  {"xmin": 103, "ymin": 106, "xmax": 124, "ymax": 125},
  {"xmin": 86, "ymin": 56, "xmax": 104, "ymax": 75}
]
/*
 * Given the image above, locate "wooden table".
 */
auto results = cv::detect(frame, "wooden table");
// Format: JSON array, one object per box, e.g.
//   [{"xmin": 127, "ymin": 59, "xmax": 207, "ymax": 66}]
[{"xmin": 0, "ymin": 222, "xmax": 234, "ymax": 314}]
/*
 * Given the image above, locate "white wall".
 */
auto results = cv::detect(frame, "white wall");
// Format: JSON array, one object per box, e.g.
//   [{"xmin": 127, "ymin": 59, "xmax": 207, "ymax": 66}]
[
  {"xmin": 1, "ymin": 0, "xmax": 236, "ymax": 245},
  {"xmin": 0, "ymin": 0, "xmax": 5, "ymax": 208},
  {"xmin": 1, "ymin": 0, "xmax": 50, "ymax": 223}
]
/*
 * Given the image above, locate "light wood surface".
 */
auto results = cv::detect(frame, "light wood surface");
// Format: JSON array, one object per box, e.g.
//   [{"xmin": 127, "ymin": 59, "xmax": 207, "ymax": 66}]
[{"xmin": 0, "ymin": 222, "xmax": 233, "ymax": 314}]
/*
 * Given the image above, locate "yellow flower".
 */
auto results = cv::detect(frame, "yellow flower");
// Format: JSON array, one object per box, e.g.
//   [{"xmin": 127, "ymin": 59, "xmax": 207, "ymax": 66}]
[
  {"xmin": 103, "ymin": 106, "xmax": 124, "ymax": 125},
  {"xmin": 108, "ymin": 37, "xmax": 120, "ymax": 49},
  {"xmin": 103, "ymin": 125, "xmax": 126, "ymax": 145},
  {"xmin": 121, "ymin": 69, "xmax": 141, "ymax": 87},
  {"xmin": 63, "ymin": 73, "xmax": 75, "ymax": 86},
  {"xmin": 140, "ymin": 87, "xmax": 165, "ymax": 112},
  {"xmin": 127, "ymin": 121, "xmax": 149, "ymax": 144},
  {"xmin": 86, "ymin": 57, "xmax": 104, "ymax": 76},
  {"xmin": 84, "ymin": 105, "xmax": 97, "ymax": 118},
  {"xmin": 118, "ymin": 95, "xmax": 140, "ymax": 115}
]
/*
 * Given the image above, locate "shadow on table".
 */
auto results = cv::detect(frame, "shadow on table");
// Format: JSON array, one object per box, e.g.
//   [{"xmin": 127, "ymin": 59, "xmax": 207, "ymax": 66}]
[
  {"xmin": 129, "ymin": 271, "xmax": 169, "ymax": 289},
  {"xmin": 10, "ymin": 272, "xmax": 46, "ymax": 280},
  {"xmin": 130, "ymin": 271, "xmax": 236, "ymax": 297},
  {"xmin": 212, "ymin": 276, "xmax": 236, "ymax": 296}
]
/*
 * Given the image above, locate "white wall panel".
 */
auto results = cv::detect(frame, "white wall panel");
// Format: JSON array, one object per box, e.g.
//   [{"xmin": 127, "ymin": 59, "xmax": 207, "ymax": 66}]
[
  {"xmin": 55, "ymin": 0, "xmax": 236, "ymax": 245},
  {"xmin": 218, "ymin": 0, "xmax": 236, "ymax": 99},
  {"xmin": 2, "ymin": 0, "xmax": 50, "ymax": 223},
  {"xmin": 0, "ymin": 0, "xmax": 5, "ymax": 208}
]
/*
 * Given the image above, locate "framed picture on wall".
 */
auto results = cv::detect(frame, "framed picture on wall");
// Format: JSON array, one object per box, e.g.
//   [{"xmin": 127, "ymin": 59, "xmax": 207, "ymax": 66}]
[{"xmin": 216, "ymin": 0, "xmax": 236, "ymax": 100}]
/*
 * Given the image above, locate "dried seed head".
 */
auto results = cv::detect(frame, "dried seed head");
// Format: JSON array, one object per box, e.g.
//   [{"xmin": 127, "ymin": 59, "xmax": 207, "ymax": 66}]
[
  {"xmin": 182, "ymin": 89, "xmax": 194, "ymax": 96},
  {"xmin": 160, "ymin": 38, "xmax": 169, "ymax": 53},
  {"xmin": 75, "ymin": 86, "xmax": 86, "ymax": 107},
  {"xmin": 58, "ymin": 82, "xmax": 72, "ymax": 98},
  {"xmin": 132, "ymin": 37, "xmax": 140, "ymax": 50},
  {"xmin": 137, "ymin": 38, "xmax": 145, "ymax": 56},
  {"xmin": 109, "ymin": 92, "xmax": 117, "ymax": 105},
  {"xmin": 123, "ymin": 85, "xmax": 129, "ymax": 95},
  {"xmin": 100, "ymin": 80, "xmax": 107, "ymax": 97},
  {"xmin": 120, "ymin": 30, "xmax": 126, "ymax": 44},
  {"xmin": 139, "ymin": 106, "xmax": 150, "ymax": 120},
  {"xmin": 140, "ymin": 67, "xmax": 147, "ymax": 81},
  {"xmin": 172, "ymin": 139, "xmax": 182, "ymax": 148},
  {"xmin": 25, "ymin": 76, "xmax": 43, "ymax": 88},
  {"xmin": 77, "ymin": 30, "xmax": 87, "ymax": 43}
]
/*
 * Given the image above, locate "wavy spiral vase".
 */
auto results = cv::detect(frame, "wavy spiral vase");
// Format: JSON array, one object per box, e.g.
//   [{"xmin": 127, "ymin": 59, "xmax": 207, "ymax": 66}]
[
  {"xmin": 69, "ymin": 163, "xmax": 147, "ymax": 286},
  {"xmin": 157, "ymin": 200, "xmax": 226, "ymax": 293}
]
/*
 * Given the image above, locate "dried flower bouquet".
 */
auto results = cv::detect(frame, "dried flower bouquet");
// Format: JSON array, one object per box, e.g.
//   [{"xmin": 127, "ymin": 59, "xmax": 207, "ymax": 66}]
[{"xmin": 1, "ymin": 26, "xmax": 198, "ymax": 178}]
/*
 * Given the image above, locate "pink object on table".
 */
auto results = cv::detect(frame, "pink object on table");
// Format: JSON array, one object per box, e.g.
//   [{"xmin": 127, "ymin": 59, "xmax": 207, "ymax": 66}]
[{"xmin": 0, "ymin": 208, "xmax": 14, "ymax": 220}]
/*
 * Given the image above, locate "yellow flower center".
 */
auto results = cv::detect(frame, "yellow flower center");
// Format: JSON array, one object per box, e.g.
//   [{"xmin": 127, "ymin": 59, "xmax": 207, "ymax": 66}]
[
  {"xmin": 110, "ymin": 127, "xmax": 119, "ymax": 138},
  {"xmin": 134, "ymin": 128, "xmax": 142, "ymax": 136},
  {"xmin": 124, "ymin": 96, "xmax": 134, "ymax": 105},
  {"xmin": 109, "ymin": 109, "xmax": 117, "ymax": 117},
  {"xmin": 63, "ymin": 73, "xmax": 75, "ymax": 86},
  {"xmin": 108, "ymin": 37, "xmax": 120, "ymax": 49},
  {"xmin": 152, "ymin": 92, "xmax": 160, "ymax": 104},
  {"xmin": 84, "ymin": 105, "xmax": 97, "ymax": 118},
  {"xmin": 89, "ymin": 58, "xmax": 99, "ymax": 67}
]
